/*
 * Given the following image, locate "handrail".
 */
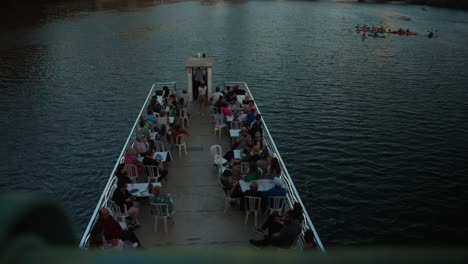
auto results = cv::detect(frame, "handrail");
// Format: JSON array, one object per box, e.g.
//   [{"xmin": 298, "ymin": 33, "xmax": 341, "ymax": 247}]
[
  {"xmin": 79, "ymin": 83, "xmax": 157, "ymax": 248},
  {"xmin": 224, "ymin": 81, "xmax": 325, "ymax": 253}
]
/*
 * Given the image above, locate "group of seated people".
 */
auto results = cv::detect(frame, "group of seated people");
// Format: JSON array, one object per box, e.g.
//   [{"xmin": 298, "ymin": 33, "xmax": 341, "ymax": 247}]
[
  {"xmin": 88, "ymin": 86, "xmax": 186, "ymax": 250},
  {"xmin": 211, "ymin": 86, "xmax": 318, "ymax": 249},
  {"xmin": 121, "ymin": 86, "xmax": 191, "ymax": 182},
  {"xmin": 89, "ymin": 207, "xmax": 142, "ymax": 250},
  {"xmin": 250, "ymin": 202, "xmax": 317, "ymax": 249}
]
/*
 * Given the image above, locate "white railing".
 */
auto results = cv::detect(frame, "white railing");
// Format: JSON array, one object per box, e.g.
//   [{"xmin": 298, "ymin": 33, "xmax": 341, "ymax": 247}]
[
  {"xmin": 79, "ymin": 83, "xmax": 160, "ymax": 248},
  {"xmin": 224, "ymin": 82, "xmax": 326, "ymax": 253}
]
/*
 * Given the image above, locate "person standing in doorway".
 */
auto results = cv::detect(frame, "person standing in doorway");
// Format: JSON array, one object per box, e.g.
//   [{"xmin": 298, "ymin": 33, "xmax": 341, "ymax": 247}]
[
  {"xmin": 198, "ymin": 81, "xmax": 207, "ymax": 116},
  {"xmin": 193, "ymin": 67, "xmax": 205, "ymax": 100}
]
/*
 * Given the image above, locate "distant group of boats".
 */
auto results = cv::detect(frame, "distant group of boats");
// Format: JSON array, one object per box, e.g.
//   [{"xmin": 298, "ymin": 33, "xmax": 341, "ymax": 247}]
[{"xmin": 355, "ymin": 24, "xmax": 437, "ymax": 39}]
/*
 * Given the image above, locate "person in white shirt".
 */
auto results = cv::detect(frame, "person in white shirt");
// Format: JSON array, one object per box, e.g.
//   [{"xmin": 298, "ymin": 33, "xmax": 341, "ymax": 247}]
[
  {"xmin": 198, "ymin": 81, "xmax": 207, "ymax": 115},
  {"xmin": 211, "ymin": 86, "xmax": 223, "ymax": 104}
]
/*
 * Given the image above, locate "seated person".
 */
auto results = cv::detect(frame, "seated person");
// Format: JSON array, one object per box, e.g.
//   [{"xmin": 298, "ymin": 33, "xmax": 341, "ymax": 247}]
[
  {"xmin": 249, "ymin": 114, "xmax": 263, "ymax": 138},
  {"xmin": 153, "ymin": 98, "xmax": 163, "ymax": 114},
  {"xmin": 267, "ymin": 157, "xmax": 281, "ymax": 179},
  {"xmin": 149, "ymin": 186, "xmax": 174, "ymax": 213},
  {"xmin": 89, "ymin": 223, "xmax": 138, "ymax": 250},
  {"xmin": 112, "ymin": 181, "xmax": 140, "ymax": 226},
  {"xmin": 246, "ymin": 108, "xmax": 256, "ymax": 124},
  {"xmin": 133, "ymin": 135, "xmax": 148, "ymax": 156},
  {"xmin": 265, "ymin": 177, "xmax": 287, "ymax": 197},
  {"xmin": 240, "ymin": 181, "xmax": 261, "ymax": 212},
  {"xmin": 115, "ymin": 163, "xmax": 132, "ymax": 184},
  {"xmin": 256, "ymin": 202, "xmax": 304, "ymax": 235},
  {"xmin": 211, "ymin": 86, "xmax": 223, "ymax": 103},
  {"xmin": 124, "ymin": 148, "xmax": 143, "ymax": 175},
  {"xmin": 241, "ymin": 95, "xmax": 250, "ymax": 105},
  {"xmin": 178, "ymin": 89, "xmax": 189, "ymax": 106},
  {"xmin": 220, "ymin": 102, "xmax": 232, "ymax": 116},
  {"xmin": 95, "ymin": 208, "xmax": 142, "ymax": 248},
  {"xmin": 155, "ymin": 124, "xmax": 171, "ymax": 152},
  {"xmin": 246, "ymin": 100, "xmax": 256, "ymax": 114},
  {"xmin": 244, "ymin": 163, "xmax": 259, "ymax": 182},
  {"xmin": 142, "ymin": 152, "xmax": 168, "ymax": 182},
  {"xmin": 252, "ymin": 131, "xmax": 265, "ymax": 150},
  {"xmin": 225, "ymin": 87, "xmax": 237, "ymax": 103},
  {"xmin": 136, "ymin": 120, "xmax": 151, "ymax": 140},
  {"xmin": 171, "ymin": 123, "xmax": 189, "ymax": 144},
  {"xmin": 158, "ymin": 110, "xmax": 169, "ymax": 129},
  {"xmin": 235, "ymin": 126, "xmax": 252, "ymax": 154},
  {"xmin": 220, "ymin": 170, "xmax": 241, "ymax": 198},
  {"xmin": 213, "ymin": 96, "xmax": 225, "ymax": 113},
  {"xmin": 233, "ymin": 84, "xmax": 246, "ymax": 95},
  {"xmin": 304, "ymin": 229, "xmax": 317, "ymax": 250},
  {"xmin": 249, "ymin": 211, "xmax": 302, "ymax": 248},
  {"xmin": 144, "ymin": 109, "xmax": 156, "ymax": 128},
  {"xmin": 245, "ymin": 145, "xmax": 261, "ymax": 163}
]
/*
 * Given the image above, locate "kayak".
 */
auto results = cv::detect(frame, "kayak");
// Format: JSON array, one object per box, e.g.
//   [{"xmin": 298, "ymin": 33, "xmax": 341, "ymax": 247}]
[{"xmin": 387, "ymin": 30, "xmax": 417, "ymax": 35}]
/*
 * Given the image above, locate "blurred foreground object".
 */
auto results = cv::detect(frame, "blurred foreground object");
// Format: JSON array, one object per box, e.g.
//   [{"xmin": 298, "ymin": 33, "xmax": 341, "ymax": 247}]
[{"xmin": 0, "ymin": 194, "xmax": 467, "ymax": 263}]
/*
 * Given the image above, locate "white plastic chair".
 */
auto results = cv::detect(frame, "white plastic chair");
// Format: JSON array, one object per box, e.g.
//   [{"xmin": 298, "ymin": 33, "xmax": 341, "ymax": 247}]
[
  {"xmin": 110, "ymin": 201, "xmax": 129, "ymax": 222},
  {"xmin": 124, "ymin": 164, "xmax": 139, "ymax": 182},
  {"xmin": 244, "ymin": 196, "xmax": 262, "ymax": 227},
  {"xmin": 105, "ymin": 178, "xmax": 118, "ymax": 205},
  {"xmin": 150, "ymin": 203, "xmax": 174, "ymax": 233},
  {"xmin": 268, "ymin": 196, "xmax": 286, "ymax": 216},
  {"xmin": 210, "ymin": 145, "xmax": 227, "ymax": 165},
  {"xmin": 209, "ymin": 106, "xmax": 219, "ymax": 125},
  {"xmin": 257, "ymin": 167, "xmax": 264, "ymax": 178},
  {"xmin": 214, "ymin": 154, "xmax": 229, "ymax": 178},
  {"xmin": 175, "ymin": 134, "xmax": 188, "ymax": 158},
  {"xmin": 240, "ymin": 162, "xmax": 249, "ymax": 177},
  {"xmin": 144, "ymin": 165, "xmax": 160, "ymax": 183},
  {"xmin": 213, "ymin": 115, "xmax": 227, "ymax": 137},
  {"xmin": 179, "ymin": 108, "xmax": 190, "ymax": 128},
  {"xmin": 154, "ymin": 140, "xmax": 173, "ymax": 161},
  {"xmin": 218, "ymin": 176, "xmax": 240, "ymax": 213}
]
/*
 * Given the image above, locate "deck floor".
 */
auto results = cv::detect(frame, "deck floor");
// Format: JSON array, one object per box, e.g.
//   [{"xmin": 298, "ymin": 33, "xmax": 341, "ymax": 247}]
[{"xmin": 134, "ymin": 103, "xmax": 266, "ymax": 249}]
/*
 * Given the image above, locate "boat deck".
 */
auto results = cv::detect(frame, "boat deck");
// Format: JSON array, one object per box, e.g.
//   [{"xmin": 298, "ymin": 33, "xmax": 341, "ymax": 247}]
[{"xmin": 133, "ymin": 102, "xmax": 265, "ymax": 249}]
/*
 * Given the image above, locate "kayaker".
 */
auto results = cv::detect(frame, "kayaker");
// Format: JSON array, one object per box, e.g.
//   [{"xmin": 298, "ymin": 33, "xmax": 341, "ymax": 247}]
[
  {"xmin": 406, "ymin": 28, "xmax": 410, "ymax": 33},
  {"xmin": 428, "ymin": 31, "xmax": 434, "ymax": 38}
]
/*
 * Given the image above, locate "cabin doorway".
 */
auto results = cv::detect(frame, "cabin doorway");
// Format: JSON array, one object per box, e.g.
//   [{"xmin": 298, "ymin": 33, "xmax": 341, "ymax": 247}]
[{"xmin": 192, "ymin": 67, "xmax": 207, "ymax": 101}]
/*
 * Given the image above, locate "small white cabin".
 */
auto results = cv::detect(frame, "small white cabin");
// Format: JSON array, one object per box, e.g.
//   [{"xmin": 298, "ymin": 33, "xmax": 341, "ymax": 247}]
[{"xmin": 185, "ymin": 54, "xmax": 213, "ymax": 102}]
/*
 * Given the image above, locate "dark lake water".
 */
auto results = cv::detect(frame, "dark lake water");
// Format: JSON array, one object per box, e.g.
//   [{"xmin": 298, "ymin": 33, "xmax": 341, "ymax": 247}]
[{"xmin": 1, "ymin": 0, "xmax": 468, "ymax": 246}]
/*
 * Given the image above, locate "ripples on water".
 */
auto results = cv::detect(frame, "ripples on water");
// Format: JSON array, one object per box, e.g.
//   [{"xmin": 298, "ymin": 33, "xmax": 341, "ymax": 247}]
[{"xmin": 1, "ymin": 0, "xmax": 468, "ymax": 246}]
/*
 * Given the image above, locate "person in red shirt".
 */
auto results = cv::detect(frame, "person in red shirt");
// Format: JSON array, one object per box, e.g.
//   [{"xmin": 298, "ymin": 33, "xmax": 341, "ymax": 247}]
[
  {"xmin": 171, "ymin": 123, "xmax": 189, "ymax": 144},
  {"xmin": 95, "ymin": 207, "xmax": 142, "ymax": 248}
]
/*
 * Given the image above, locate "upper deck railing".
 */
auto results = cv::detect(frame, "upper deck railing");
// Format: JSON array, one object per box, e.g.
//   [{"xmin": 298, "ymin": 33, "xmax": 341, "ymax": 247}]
[{"xmin": 224, "ymin": 82, "xmax": 325, "ymax": 253}]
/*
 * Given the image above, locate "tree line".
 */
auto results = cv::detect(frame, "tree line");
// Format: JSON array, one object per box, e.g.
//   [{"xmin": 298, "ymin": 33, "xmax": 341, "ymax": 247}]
[{"xmin": 358, "ymin": 0, "xmax": 468, "ymax": 10}]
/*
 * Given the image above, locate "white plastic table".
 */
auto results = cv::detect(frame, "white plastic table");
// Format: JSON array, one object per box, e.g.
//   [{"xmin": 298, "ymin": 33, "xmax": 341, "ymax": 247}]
[
  {"xmin": 229, "ymin": 129, "xmax": 240, "ymax": 137},
  {"xmin": 127, "ymin": 182, "xmax": 162, "ymax": 198},
  {"xmin": 239, "ymin": 179, "xmax": 275, "ymax": 192},
  {"xmin": 152, "ymin": 151, "xmax": 168, "ymax": 162},
  {"xmin": 234, "ymin": 149, "xmax": 241, "ymax": 159}
]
